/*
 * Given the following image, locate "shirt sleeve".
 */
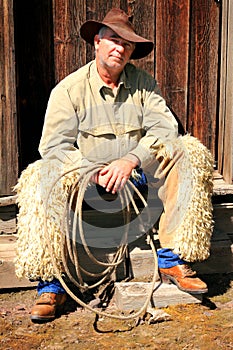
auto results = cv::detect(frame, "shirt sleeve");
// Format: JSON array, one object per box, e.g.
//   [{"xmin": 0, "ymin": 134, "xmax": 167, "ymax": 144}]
[
  {"xmin": 125, "ymin": 76, "xmax": 179, "ymax": 169},
  {"xmin": 39, "ymin": 84, "xmax": 84, "ymax": 167}
]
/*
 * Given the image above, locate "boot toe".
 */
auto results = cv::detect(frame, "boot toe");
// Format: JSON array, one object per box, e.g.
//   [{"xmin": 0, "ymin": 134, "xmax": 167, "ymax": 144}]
[
  {"xmin": 30, "ymin": 292, "xmax": 66, "ymax": 322},
  {"xmin": 159, "ymin": 265, "xmax": 208, "ymax": 294}
]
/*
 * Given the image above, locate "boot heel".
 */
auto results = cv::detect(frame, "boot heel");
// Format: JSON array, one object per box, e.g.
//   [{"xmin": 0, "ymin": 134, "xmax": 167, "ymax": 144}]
[{"xmin": 160, "ymin": 274, "xmax": 172, "ymax": 284}]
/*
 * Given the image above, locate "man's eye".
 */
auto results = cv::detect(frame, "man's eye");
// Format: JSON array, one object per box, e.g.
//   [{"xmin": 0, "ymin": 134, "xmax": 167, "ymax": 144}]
[{"xmin": 109, "ymin": 37, "xmax": 133, "ymax": 50}]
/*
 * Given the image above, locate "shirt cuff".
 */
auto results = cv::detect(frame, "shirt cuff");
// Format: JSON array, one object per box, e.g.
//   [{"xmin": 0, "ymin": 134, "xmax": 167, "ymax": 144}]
[
  {"xmin": 125, "ymin": 144, "xmax": 154, "ymax": 169},
  {"xmin": 121, "ymin": 154, "xmax": 140, "ymax": 167}
]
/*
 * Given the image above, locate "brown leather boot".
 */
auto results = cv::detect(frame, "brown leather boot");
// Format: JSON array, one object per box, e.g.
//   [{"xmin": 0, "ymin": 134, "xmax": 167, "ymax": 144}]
[
  {"xmin": 159, "ymin": 264, "xmax": 208, "ymax": 294},
  {"xmin": 30, "ymin": 292, "xmax": 67, "ymax": 322}
]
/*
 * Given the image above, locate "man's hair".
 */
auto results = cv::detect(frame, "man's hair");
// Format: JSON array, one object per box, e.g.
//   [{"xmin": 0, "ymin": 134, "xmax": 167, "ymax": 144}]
[{"xmin": 98, "ymin": 26, "xmax": 109, "ymax": 39}]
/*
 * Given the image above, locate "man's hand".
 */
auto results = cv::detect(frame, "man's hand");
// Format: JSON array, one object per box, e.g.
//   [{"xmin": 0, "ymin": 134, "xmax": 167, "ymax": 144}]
[{"xmin": 93, "ymin": 158, "xmax": 138, "ymax": 194}]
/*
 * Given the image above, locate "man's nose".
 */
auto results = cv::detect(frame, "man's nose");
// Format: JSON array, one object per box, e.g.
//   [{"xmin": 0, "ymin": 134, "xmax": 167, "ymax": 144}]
[{"xmin": 115, "ymin": 42, "xmax": 125, "ymax": 52}]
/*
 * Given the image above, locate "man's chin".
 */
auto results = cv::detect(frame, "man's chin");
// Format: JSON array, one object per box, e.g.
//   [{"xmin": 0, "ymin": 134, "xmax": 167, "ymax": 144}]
[{"xmin": 107, "ymin": 59, "xmax": 125, "ymax": 69}]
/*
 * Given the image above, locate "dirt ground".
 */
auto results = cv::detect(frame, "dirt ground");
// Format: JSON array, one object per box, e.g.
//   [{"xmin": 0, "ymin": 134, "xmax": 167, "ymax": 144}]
[{"xmin": 0, "ymin": 273, "xmax": 233, "ymax": 350}]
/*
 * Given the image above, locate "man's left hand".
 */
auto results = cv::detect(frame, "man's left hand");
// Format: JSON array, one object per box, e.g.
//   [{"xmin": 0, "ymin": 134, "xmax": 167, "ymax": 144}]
[{"xmin": 97, "ymin": 159, "xmax": 137, "ymax": 194}]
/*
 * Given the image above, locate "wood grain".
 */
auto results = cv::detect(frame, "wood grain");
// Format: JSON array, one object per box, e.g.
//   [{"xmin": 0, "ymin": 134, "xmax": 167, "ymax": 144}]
[
  {"xmin": 0, "ymin": 235, "xmax": 37, "ymax": 289},
  {"xmin": 0, "ymin": 0, "xmax": 18, "ymax": 195},
  {"xmin": 155, "ymin": 0, "xmax": 190, "ymax": 129},
  {"xmin": 218, "ymin": 0, "xmax": 233, "ymax": 183},
  {"xmin": 53, "ymin": 0, "xmax": 87, "ymax": 83},
  {"xmin": 187, "ymin": 0, "xmax": 220, "ymax": 152}
]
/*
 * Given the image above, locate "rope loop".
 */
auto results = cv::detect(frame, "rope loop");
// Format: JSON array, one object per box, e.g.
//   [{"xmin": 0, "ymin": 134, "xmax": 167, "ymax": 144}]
[{"xmin": 43, "ymin": 164, "xmax": 159, "ymax": 321}]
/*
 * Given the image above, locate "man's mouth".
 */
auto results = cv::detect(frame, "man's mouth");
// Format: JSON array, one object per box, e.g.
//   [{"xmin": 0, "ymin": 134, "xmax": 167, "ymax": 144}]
[{"xmin": 111, "ymin": 55, "xmax": 124, "ymax": 61}]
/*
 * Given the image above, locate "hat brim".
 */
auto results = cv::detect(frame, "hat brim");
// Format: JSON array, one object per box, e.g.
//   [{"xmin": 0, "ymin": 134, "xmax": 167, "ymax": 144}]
[{"xmin": 80, "ymin": 20, "xmax": 154, "ymax": 59}]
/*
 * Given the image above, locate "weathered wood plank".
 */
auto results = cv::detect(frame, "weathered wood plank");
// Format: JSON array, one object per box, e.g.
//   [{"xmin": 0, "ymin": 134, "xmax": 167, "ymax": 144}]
[
  {"xmin": 218, "ymin": 0, "xmax": 233, "ymax": 183},
  {"xmin": 0, "ymin": 235, "xmax": 37, "ymax": 289},
  {"xmin": 213, "ymin": 171, "xmax": 233, "ymax": 194},
  {"xmin": 0, "ymin": 0, "xmax": 18, "ymax": 195},
  {"xmin": 155, "ymin": 0, "xmax": 190, "ymax": 129},
  {"xmin": 0, "ymin": 204, "xmax": 17, "ymax": 234},
  {"xmin": 0, "ymin": 195, "xmax": 17, "ymax": 207},
  {"xmin": 0, "ymin": 218, "xmax": 16, "ymax": 234},
  {"xmin": 129, "ymin": 0, "xmax": 155, "ymax": 76},
  {"xmin": 0, "ymin": 261, "xmax": 37, "ymax": 289},
  {"xmin": 53, "ymin": 0, "xmax": 87, "ymax": 83},
  {"xmin": 0, "ymin": 234, "xmax": 17, "ymax": 261},
  {"xmin": 187, "ymin": 1, "xmax": 220, "ymax": 152}
]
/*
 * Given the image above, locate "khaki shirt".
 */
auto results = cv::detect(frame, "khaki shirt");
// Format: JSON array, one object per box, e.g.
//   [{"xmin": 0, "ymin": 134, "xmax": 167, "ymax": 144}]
[{"xmin": 39, "ymin": 60, "xmax": 178, "ymax": 170}]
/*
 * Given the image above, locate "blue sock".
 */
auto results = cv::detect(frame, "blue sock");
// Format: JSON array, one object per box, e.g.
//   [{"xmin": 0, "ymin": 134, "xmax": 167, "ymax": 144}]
[
  {"xmin": 37, "ymin": 278, "xmax": 66, "ymax": 296},
  {"xmin": 130, "ymin": 168, "xmax": 147, "ymax": 190},
  {"xmin": 157, "ymin": 248, "xmax": 185, "ymax": 268}
]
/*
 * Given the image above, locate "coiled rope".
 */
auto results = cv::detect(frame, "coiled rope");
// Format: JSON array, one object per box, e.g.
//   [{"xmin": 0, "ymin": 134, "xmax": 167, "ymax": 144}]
[{"xmin": 43, "ymin": 164, "xmax": 160, "ymax": 321}]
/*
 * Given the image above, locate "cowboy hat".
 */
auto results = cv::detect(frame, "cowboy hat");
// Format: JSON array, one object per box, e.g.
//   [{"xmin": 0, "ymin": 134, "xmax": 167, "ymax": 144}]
[{"xmin": 80, "ymin": 8, "xmax": 154, "ymax": 59}]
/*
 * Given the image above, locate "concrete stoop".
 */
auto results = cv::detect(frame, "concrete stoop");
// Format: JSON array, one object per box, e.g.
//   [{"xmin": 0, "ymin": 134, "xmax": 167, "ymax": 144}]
[
  {"xmin": 0, "ymin": 201, "xmax": 232, "ymax": 312},
  {"xmin": 114, "ymin": 281, "xmax": 203, "ymax": 311},
  {"xmin": 111, "ymin": 203, "xmax": 233, "ymax": 310},
  {"xmin": 115, "ymin": 203, "xmax": 233, "ymax": 280},
  {"xmin": 123, "ymin": 233, "xmax": 233, "ymax": 281}
]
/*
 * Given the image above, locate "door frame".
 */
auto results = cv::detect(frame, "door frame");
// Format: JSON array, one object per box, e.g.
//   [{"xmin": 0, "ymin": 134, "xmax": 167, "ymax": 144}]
[{"xmin": 218, "ymin": 0, "xmax": 233, "ymax": 183}]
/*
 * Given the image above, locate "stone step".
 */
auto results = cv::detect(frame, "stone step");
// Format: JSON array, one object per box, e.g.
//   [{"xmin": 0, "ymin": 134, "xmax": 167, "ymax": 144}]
[
  {"xmin": 67, "ymin": 229, "xmax": 233, "ymax": 284},
  {"xmin": 67, "ymin": 202, "xmax": 233, "ymax": 282},
  {"xmin": 111, "ymin": 238, "xmax": 233, "ymax": 281},
  {"xmin": 114, "ymin": 281, "xmax": 203, "ymax": 311},
  {"xmin": 0, "ymin": 202, "xmax": 232, "ymax": 289},
  {"xmin": 114, "ymin": 203, "xmax": 233, "ymax": 279}
]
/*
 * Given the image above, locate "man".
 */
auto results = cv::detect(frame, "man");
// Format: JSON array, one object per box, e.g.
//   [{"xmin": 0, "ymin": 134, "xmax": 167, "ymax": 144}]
[{"xmin": 15, "ymin": 8, "xmax": 213, "ymax": 322}]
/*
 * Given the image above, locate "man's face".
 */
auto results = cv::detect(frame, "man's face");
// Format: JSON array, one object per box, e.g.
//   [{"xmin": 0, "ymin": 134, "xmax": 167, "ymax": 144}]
[{"xmin": 94, "ymin": 28, "xmax": 135, "ymax": 71}]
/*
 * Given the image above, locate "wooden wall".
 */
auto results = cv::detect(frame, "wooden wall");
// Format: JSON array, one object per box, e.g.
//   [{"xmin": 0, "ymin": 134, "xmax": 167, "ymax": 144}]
[
  {"xmin": 0, "ymin": 0, "xmax": 18, "ymax": 195},
  {"xmin": 218, "ymin": 0, "xmax": 233, "ymax": 183},
  {"xmin": 52, "ymin": 0, "xmax": 156, "ymax": 81},
  {"xmin": 52, "ymin": 0, "xmax": 220, "ymax": 156},
  {"xmin": 0, "ymin": 0, "xmax": 231, "ymax": 196},
  {"xmin": 156, "ymin": 1, "xmax": 220, "ymax": 156}
]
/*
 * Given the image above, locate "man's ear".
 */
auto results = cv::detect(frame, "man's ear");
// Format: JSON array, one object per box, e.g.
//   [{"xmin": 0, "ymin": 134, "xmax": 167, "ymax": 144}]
[{"xmin": 94, "ymin": 34, "xmax": 100, "ymax": 49}]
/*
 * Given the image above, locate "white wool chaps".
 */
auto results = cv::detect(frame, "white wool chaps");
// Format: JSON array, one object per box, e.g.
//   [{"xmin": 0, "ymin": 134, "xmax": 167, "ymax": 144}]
[{"xmin": 14, "ymin": 135, "xmax": 214, "ymax": 281}]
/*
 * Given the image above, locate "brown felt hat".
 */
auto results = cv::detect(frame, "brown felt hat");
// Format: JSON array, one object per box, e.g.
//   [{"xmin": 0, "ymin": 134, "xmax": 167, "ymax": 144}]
[{"xmin": 80, "ymin": 8, "xmax": 154, "ymax": 59}]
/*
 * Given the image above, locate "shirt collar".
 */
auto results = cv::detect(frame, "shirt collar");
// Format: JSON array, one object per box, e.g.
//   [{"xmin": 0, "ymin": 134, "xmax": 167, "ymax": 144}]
[{"xmin": 90, "ymin": 60, "xmax": 131, "ymax": 92}]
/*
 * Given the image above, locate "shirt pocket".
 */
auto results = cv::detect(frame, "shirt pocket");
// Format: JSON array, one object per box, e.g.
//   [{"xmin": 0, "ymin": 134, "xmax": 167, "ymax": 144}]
[{"xmin": 78, "ymin": 103, "xmax": 143, "ymax": 136}]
